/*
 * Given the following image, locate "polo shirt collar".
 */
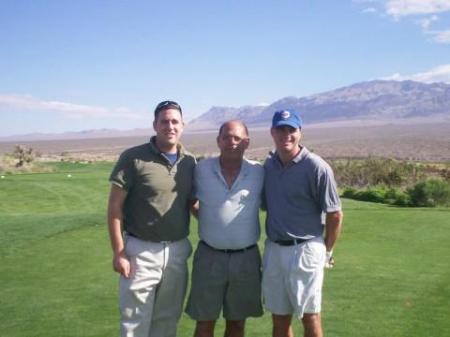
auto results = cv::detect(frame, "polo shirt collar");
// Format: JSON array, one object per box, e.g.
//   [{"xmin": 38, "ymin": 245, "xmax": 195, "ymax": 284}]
[
  {"xmin": 271, "ymin": 146, "xmax": 309, "ymax": 166},
  {"xmin": 292, "ymin": 146, "xmax": 309, "ymax": 163},
  {"xmin": 148, "ymin": 136, "xmax": 186, "ymax": 157},
  {"xmin": 213, "ymin": 156, "xmax": 250, "ymax": 188}
]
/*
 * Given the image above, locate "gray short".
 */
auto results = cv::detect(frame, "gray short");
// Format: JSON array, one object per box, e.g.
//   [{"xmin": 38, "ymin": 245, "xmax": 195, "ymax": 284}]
[{"xmin": 185, "ymin": 241, "xmax": 263, "ymax": 321}]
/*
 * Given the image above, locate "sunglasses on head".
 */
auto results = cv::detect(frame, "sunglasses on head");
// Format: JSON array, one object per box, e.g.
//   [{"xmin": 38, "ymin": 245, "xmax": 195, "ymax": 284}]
[{"xmin": 155, "ymin": 100, "xmax": 182, "ymax": 114}]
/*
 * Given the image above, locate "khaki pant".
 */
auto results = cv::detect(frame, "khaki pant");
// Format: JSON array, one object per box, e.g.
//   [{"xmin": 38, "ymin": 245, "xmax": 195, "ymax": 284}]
[{"xmin": 120, "ymin": 236, "xmax": 192, "ymax": 337}]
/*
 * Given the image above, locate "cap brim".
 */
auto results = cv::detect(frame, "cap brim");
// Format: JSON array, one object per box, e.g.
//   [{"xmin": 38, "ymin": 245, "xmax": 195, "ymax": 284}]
[{"xmin": 272, "ymin": 121, "xmax": 301, "ymax": 129}]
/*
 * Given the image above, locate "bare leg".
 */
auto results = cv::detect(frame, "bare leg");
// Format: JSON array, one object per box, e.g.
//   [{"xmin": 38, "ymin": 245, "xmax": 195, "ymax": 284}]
[
  {"xmin": 302, "ymin": 313, "xmax": 322, "ymax": 337},
  {"xmin": 272, "ymin": 314, "xmax": 294, "ymax": 337},
  {"xmin": 224, "ymin": 320, "xmax": 245, "ymax": 337},
  {"xmin": 194, "ymin": 320, "xmax": 216, "ymax": 337}
]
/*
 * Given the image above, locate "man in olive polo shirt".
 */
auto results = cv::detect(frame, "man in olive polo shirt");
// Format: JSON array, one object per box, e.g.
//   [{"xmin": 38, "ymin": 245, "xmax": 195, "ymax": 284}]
[{"xmin": 107, "ymin": 100, "xmax": 196, "ymax": 337}]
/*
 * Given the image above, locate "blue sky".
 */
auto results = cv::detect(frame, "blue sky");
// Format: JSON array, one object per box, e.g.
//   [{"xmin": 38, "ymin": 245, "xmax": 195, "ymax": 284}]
[{"xmin": 1, "ymin": 0, "xmax": 450, "ymax": 136}]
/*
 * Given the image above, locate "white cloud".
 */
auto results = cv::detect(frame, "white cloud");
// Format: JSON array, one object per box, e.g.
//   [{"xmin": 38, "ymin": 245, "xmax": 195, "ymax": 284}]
[
  {"xmin": 353, "ymin": 0, "xmax": 380, "ymax": 3},
  {"xmin": 382, "ymin": 64, "xmax": 450, "ymax": 83},
  {"xmin": 430, "ymin": 28, "xmax": 450, "ymax": 42},
  {"xmin": 0, "ymin": 94, "xmax": 144, "ymax": 119},
  {"xmin": 362, "ymin": 7, "xmax": 378, "ymax": 13},
  {"xmin": 386, "ymin": 0, "xmax": 450, "ymax": 18},
  {"xmin": 418, "ymin": 15, "xmax": 439, "ymax": 29},
  {"xmin": 379, "ymin": 1, "xmax": 450, "ymax": 44}
]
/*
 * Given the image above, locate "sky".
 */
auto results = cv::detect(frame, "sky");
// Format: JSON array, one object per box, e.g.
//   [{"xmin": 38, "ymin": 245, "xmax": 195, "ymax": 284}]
[{"xmin": 1, "ymin": 0, "xmax": 450, "ymax": 137}]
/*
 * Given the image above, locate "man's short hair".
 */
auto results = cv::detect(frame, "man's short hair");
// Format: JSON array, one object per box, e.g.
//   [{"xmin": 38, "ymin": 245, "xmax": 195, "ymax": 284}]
[{"xmin": 154, "ymin": 100, "xmax": 182, "ymax": 120}]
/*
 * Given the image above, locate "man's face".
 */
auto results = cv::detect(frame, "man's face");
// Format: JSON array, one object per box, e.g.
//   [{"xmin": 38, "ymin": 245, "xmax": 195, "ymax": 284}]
[
  {"xmin": 217, "ymin": 122, "xmax": 249, "ymax": 159},
  {"xmin": 271, "ymin": 125, "xmax": 301, "ymax": 154},
  {"xmin": 153, "ymin": 108, "xmax": 184, "ymax": 150}
]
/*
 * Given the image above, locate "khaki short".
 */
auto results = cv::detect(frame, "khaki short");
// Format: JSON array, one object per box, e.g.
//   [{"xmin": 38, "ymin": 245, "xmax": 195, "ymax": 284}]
[
  {"xmin": 262, "ymin": 237, "xmax": 326, "ymax": 319},
  {"xmin": 185, "ymin": 241, "xmax": 263, "ymax": 321}
]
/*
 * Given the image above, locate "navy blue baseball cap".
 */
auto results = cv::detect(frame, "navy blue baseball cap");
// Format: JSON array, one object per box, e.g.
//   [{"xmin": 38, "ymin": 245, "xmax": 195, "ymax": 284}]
[{"xmin": 271, "ymin": 110, "xmax": 302, "ymax": 129}]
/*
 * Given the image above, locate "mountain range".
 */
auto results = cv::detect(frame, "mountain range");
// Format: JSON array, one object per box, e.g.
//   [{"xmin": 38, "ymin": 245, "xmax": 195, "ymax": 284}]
[
  {"xmin": 1, "ymin": 79, "xmax": 449, "ymax": 141},
  {"xmin": 188, "ymin": 80, "xmax": 450, "ymax": 130}
]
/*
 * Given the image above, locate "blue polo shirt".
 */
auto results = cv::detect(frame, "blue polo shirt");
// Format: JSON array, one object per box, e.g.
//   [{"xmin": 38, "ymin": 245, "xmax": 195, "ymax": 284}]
[
  {"xmin": 195, "ymin": 157, "xmax": 264, "ymax": 249},
  {"xmin": 264, "ymin": 147, "xmax": 341, "ymax": 242}
]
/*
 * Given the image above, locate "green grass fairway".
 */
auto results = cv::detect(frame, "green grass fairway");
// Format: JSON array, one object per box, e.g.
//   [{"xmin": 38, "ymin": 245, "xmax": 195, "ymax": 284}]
[{"xmin": 1, "ymin": 162, "xmax": 449, "ymax": 337}]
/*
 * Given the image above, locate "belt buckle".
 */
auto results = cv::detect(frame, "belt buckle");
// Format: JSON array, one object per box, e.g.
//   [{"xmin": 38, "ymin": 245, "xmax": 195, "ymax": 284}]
[{"xmin": 160, "ymin": 240, "xmax": 172, "ymax": 245}]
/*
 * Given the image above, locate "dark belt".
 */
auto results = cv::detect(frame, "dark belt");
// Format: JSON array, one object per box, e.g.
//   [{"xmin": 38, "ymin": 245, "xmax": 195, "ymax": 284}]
[
  {"xmin": 200, "ymin": 240, "xmax": 257, "ymax": 253},
  {"xmin": 274, "ymin": 238, "xmax": 311, "ymax": 246},
  {"xmin": 126, "ymin": 232, "xmax": 173, "ymax": 244}
]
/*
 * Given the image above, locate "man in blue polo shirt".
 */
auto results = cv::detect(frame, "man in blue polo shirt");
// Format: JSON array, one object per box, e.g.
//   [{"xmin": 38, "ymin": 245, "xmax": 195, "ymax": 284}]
[
  {"xmin": 263, "ymin": 110, "xmax": 343, "ymax": 337},
  {"xmin": 185, "ymin": 120, "xmax": 264, "ymax": 337}
]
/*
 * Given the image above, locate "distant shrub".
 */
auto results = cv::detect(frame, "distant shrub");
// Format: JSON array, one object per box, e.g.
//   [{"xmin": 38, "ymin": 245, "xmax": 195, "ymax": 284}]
[
  {"xmin": 332, "ymin": 158, "xmax": 423, "ymax": 188},
  {"xmin": 355, "ymin": 187, "xmax": 386, "ymax": 203},
  {"xmin": 342, "ymin": 181, "xmax": 450, "ymax": 208},
  {"xmin": 393, "ymin": 193, "xmax": 411, "ymax": 206},
  {"xmin": 342, "ymin": 186, "xmax": 412, "ymax": 206},
  {"xmin": 407, "ymin": 179, "xmax": 450, "ymax": 207},
  {"xmin": 342, "ymin": 187, "xmax": 357, "ymax": 199},
  {"xmin": 12, "ymin": 145, "xmax": 36, "ymax": 167}
]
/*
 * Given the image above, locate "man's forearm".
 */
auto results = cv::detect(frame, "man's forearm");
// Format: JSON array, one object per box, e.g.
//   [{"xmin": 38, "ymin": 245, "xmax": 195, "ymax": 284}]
[
  {"xmin": 190, "ymin": 199, "xmax": 199, "ymax": 219},
  {"xmin": 108, "ymin": 217, "xmax": 125, "ymax": 255},
  {"xmin": 324, "ymin": 210, "xmax": 343, "ymax": 252},
  {"xmin": 107, "ymin": 185, "xmax": 128, "ymax": 255}
]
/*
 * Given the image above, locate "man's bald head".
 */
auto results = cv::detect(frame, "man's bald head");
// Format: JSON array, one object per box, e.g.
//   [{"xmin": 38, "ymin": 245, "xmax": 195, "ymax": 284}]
[{"xmin": 218, "ymin": 120, "xmax": 249, "ymax": 137}]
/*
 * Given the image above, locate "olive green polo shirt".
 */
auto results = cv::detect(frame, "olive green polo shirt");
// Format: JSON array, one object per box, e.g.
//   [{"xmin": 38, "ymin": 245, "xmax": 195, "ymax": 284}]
[{"xmin": 110, "ymin": 137, "xmax": 196, "ymax": 242}]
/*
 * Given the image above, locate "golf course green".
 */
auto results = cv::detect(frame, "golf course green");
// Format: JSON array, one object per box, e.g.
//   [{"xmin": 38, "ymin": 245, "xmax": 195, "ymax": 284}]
[{"xmin": 1, "ymin": 162, "xmax": 449, "ymax": 337}]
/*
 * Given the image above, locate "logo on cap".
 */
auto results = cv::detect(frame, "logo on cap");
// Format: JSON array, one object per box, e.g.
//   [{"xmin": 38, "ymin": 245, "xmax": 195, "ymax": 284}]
[{"xmin": 281, "ymin": 110, "xmax": 290, "ymax": 119}]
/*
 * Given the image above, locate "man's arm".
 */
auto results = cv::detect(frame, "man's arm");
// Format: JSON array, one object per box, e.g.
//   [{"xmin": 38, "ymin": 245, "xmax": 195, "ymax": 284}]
[
  {"xmin": 190, "ymin": 199, "xmax": 199, "ymax": 219},
  {"xmin": 324, "ymin": 210, "xmax": 343, "ymax": 253},
  {"xmin": 107, "ymin": 184, "xmax": 130, "ymax": 278}
]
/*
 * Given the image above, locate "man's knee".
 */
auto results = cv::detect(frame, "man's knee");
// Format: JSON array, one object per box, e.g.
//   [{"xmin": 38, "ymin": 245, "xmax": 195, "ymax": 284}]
[
  {"xmin": 302, "ymin": 313, "xmax": 322, "ymax": 337},
  {"xmin": 302, "ymin": 313, "xmax": 321, "ymax": 326},
  {"xmin": 225, "ymin": 320, "xmax": 245, "ymax": 337},
  {"xmin": 227, "ymin": 319, "xmax": 245, "ymax": 328},
  {"xmin": 272, "ymin": 314, "xmax": 293, "ymax": 337},
  {"xmin": 194, "ymin": 320, "xmax": 216, "ymax": 337},
  {"xmin": 273, "ymin": 314, "xmax": 292, "ymax": 328}
]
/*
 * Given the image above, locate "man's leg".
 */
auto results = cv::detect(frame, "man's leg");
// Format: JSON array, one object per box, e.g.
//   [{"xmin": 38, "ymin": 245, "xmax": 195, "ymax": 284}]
[
  {"xmin": 194, "ymin": 320, "xmax": 216, "ymax": 337},
  {"xmin": 301, "ymin": 313, "xmax": 322, "ymax": 337},
  {"xmin": 119, "ymin": 236, "xmax": 165, "ymax": 337},
  {"xmin": 224, "ymin": 320, "xmax": 245, "ymax": 337},
  {"xmin": 149, "ymin": 239, "xmax": 192, "ymax": 337},
  {"xmin": 272, "ymin": 314, "xmax": 294, "ymax": 337}
]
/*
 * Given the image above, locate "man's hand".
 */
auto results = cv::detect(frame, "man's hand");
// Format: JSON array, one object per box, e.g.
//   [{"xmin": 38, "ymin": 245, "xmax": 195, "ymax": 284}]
[
  {"xmin": 325, "ymin": 250, "xmax": 335, "ymax": 269},
  {"xmin": 113, "ymin": 251, "xmax": 131, "ymax": 278}
]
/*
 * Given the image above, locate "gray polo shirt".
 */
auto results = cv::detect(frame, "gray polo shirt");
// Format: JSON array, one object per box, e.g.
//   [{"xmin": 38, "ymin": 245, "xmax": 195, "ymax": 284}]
[
  {"xmin": 109, "ymin": 137, "xmax": 196, "ymax": 242},
  {"xmin": 195, "ymin": 157, "xmax": 264, "ymax": 249},
  {"xmin": 264, "ymin": 146, "xmax": 341, "ymax": 241}
]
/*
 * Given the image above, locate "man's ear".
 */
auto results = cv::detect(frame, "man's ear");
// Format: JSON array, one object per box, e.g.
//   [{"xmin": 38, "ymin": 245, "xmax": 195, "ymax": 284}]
[{"xmin": 243, "ymin": 137, "xmax": 250, "ymax": 150}]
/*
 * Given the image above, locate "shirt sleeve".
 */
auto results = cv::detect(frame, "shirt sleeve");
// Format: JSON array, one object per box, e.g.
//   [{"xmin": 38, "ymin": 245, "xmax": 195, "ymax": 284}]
[
  {"xmin": 109, "ymin": 151, "xmax": 134, "ymax": 190},
  {"xmin": 317, "ymin": 163, "xmax": 341, "ymax": 213},
  {"xmin": 190, "ymin": 158, "xmax": 199, "ymax": 200}
]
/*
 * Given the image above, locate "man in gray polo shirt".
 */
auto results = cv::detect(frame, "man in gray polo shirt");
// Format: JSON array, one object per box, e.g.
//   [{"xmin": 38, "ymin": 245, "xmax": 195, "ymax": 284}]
[
  {"xmin": 185, "ymin": 120, "xmax": 264, "ymax": 337},
  {"xmin": 263, "ymin": 110, "xmax": 343, "ymax": 337},
  {"xmin": 107, "ymin": 100, "xmax": 196, "ymax": 337}
]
